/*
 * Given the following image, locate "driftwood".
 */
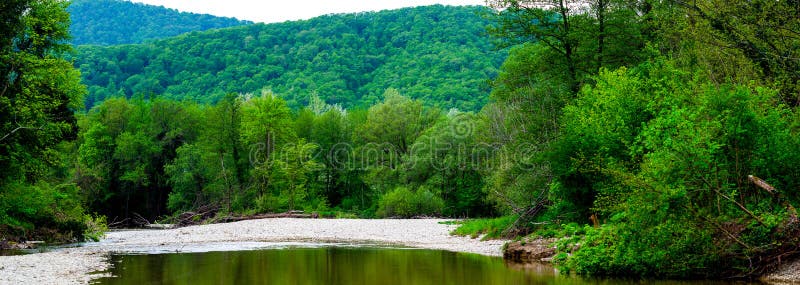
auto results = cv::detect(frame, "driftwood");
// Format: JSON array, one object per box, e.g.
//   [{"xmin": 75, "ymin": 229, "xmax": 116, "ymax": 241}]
[
  {"xmin": 173, "ymin": 205, "xmax": 318, "ymax": 228},
  {"xmin": 216, "ymin": 212, "xmax": 314, "ymax": 223},
  {"xmin": 107, "ymin": 217, "xmax": 129, "ymax": 229},
  {"xmin": 145, "ymin": 223, "xmax": 174, "ymax": 229},
  {"xmin": 131, "ymin": 212, "xmax": 151, "ymax": 227},
  {"xmin": 715, "ymin": 175, "xmax": 800, "ymax": 278},
  {"xmin": 749, "ymin": 175, "xmax": 798, "ymax": 220},
  {"xmin": 176, "ymin": 204, "xmax": 220, "ymax": 227},
  {"xmin": 749, "ymin": 175, "xmax": 776, "ymax": 193}
]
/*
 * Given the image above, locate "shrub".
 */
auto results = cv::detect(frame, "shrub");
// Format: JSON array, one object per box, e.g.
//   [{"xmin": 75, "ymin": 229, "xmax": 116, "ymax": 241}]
[
  {"xmin": 376, "ymin": 187, "xmax": 444, "ymax": 218},
  {"xmin": 0, "ymin": 182, "xmax": 88, "ymax": 242},
  {"xmin": 451, "ymin": 215, "xmax": 517, "ymax": 240},
  {"xmin": 83, "ymin": 214, "xmax": 108, "ymax": 242}
]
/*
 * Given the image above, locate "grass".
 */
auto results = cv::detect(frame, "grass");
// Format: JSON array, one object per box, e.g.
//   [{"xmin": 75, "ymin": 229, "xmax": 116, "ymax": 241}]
[{"xmin": 450, "ymin": 215, "xmax": 517, "ymax": 240}]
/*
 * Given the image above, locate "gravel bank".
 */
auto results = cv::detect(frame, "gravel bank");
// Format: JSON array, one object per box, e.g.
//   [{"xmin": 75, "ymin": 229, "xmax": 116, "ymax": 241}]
[
  {"xmin": 0, "ymin": 218, "xmax": 505, "ymax": 285},
  {"xmin": 762, "ymin": 258, "xmax": 800, "ymax": 284}
]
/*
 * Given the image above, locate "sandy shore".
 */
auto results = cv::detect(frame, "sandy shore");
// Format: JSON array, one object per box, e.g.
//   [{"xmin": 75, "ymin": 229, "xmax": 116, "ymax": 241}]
[{"xmin": 0, "ymin": 218, "xmax": 505, "ymax": 285}]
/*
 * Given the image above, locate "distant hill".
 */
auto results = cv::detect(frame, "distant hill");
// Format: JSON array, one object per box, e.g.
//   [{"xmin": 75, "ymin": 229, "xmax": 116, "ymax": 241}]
[
  {"xmin": 68, "ymin": 0, "xmax": 251, "ymax": 45},
  {"xmin": 74, "ymin": 5, "xmax": 506, "ymax": 111}
]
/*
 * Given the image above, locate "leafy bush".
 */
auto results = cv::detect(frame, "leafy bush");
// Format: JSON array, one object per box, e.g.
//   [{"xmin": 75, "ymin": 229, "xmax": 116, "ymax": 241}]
[
  {"xmin": 255, "ymin": 194, "xmax": 280, "ymax": 213},
  {"xmin": 83, "ymin": 214, "xmax": 108, "ymax": 242},
  {"xmin": 334, "ymin": 211, "xmax": 359, "ymax": 219},
  {"xmin": 550, "ymin": 60, "xmax": 800, "ymax": 278},
  {"xmin": 0, "ymin": 182, "xmax": 88, "ymax": 242},
  {"xmin": 558, "ymin": 208, "xmax": 717, "ymax": 277},
  {"xmin": 451, "ymin": 215, "xmax": 517, "ymax": 240},
  {"xmin": 376, "ymin": 187, "xmax": 444, "ymax": 218}
]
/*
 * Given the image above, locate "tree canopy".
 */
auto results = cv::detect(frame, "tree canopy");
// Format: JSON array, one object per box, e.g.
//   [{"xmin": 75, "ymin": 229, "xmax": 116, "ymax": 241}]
[
  {"xmin": 67, "ymin": 0, "xmax": 250, "ymax": 45},
  {"xmin": 1, "ymin": 0, "xmax": 94, "ymax": 242}
]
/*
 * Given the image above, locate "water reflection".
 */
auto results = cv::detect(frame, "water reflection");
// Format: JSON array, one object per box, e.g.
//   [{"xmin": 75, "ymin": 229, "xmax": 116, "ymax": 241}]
[{"xmin": 93, "ymin": 247, "xmax": 754, "ymax": 285}]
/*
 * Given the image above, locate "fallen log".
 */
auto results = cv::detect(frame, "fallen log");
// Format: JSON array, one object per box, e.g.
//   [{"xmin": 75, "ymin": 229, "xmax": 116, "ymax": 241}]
[{"xmin": 749, "ymin": 175, "xmax": 798, "ymax": 220}]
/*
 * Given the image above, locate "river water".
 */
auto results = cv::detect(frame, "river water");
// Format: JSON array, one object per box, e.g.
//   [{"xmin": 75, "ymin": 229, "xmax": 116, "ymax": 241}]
[{"xmin": 92, "ymin": 246, "xmax": 753, "ymax": 285}]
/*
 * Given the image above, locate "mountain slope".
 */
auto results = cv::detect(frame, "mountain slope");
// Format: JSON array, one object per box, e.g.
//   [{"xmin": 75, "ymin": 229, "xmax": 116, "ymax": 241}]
[
  {"xmin": 75, "ymin": 5, "xmax": 506, "ymax": 111},
  {"xmin": 68, "ymin": 0, "xmax": 251, "ymax": 45}
]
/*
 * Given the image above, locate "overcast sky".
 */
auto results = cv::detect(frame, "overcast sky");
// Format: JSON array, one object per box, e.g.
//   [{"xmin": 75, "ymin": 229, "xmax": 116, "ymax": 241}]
[{"xmin": 127, "ymin": 0, "xmax": 487, "ymax": 23}]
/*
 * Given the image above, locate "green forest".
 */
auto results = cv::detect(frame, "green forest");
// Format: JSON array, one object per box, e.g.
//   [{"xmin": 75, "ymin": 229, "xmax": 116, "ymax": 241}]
[
  {"xmin": 73, "ymin": 90, "xmax": 495, "ymax": 223},
  {"xmin": 73, "ymin": 5, "xmax": 505, "ymax": 111},
  {"xmin": 3, "ymin": 0, "xmax": 800, "ymax": 280},
  {"xmin": 67, "ymin": 0, "xmax": 250, "ymax": 45}
]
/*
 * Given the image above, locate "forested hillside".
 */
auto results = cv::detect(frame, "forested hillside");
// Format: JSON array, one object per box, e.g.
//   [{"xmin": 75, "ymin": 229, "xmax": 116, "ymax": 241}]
[
  {"xmin": 74, "ymin": 5, "xmax": 505, "ymax": 111},
  {"xmin": 67, "ymin": 0, "xmax": 250, "ymax": 45}
]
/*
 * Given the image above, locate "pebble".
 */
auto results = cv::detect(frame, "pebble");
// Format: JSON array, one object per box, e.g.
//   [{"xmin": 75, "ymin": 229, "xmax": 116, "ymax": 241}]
[{"xmin": 762, "ymin": 258, "xmax": 800, "ymax": 284}]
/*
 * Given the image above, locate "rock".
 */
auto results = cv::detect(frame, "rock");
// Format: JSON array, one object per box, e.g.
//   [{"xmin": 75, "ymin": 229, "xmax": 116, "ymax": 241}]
[{"xmin": 503, "ymin": 238, "xmax": 557, "ymax": 263}]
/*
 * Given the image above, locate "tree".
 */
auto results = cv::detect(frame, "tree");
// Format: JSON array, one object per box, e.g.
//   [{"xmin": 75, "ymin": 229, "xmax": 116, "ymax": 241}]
[
  {"xmin": 76, "ymin": 97, "xmax": 203, "ymax": 222},
  {"xmin": 356, "ymin": 89, "xmax": 437, "ymax": 165},
  {"xmin": 554, "ymin": 60, "xmax": 800, "ymax": 278},
  {"xmin": 355, "ymin": 89, "xmax": 439, "ymax": 198},
  {"xmin": 204, "ymin": 93, "xmax": 246, "ymax": 211},
  {"xmin": 487, "ymin": 0, "xmax": 647, "ymax": 92},
  {"xmin": 487, "ymin": 0, "xmax": 584, "ymax": 92},
  {"xmin": 310, "ymin": 108, "xmax": 351, "ymax": 205},
  {"xmin": 240, "ymin": 90, "xmax": 296, "ymax": 205},
  {"xmin": 0, "ymin": 0, "xmax": 88, "ymax": 240},
  {"xmin": 667, "ymin": 0, "xmax": 800, "ymax": 106},
  {"xmin": 271, "ymin": 139, "xmax": 323, "ymax": 211},
  {"xmin": 404, "ymin": 111, "xmax": 494, "ymax": 217},
  {"xmin": 1, "ymin": 0, "xmax": 84, "ymax": 183},
  {"xmin": 481, "ymin": 0, "xmax": 652, "ymax": 226},
  {"xmin": 164, "ymin": 144, "xmax": 209, "ymax": 212}
]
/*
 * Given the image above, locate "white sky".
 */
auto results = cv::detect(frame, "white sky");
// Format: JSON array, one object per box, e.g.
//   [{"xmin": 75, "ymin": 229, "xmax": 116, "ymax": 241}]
[{"xmin": 127, "ymin": 0, "xmax": 487, "ymax": 23}]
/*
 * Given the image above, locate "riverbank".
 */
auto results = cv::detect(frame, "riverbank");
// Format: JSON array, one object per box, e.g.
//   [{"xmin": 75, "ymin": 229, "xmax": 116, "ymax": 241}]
[
  {"xmin": 762, "ymin": 258, "xmax": 800, "ymax": 284},
  {"xmin": 0, "ymin": 218, "xmax": 505, "ymax": 284}
]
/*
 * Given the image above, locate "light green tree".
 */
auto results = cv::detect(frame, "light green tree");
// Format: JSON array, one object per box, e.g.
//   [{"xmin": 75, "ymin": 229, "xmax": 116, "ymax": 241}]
[
  {"xmin": 271, "ymin": 140, "xmax": 323, "ymax": 211},
  {"xmin": 1, "ymin": 0, "xmax": 85, "ymax": 183},
  {"xmin": 240, "ymin": 90, "xmax": 296, "ymax": 201}
]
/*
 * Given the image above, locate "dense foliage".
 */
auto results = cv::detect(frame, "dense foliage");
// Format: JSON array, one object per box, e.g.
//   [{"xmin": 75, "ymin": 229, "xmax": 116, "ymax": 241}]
[
  {"xmin": 74, "ymin": 91, "xmax": 497, "ymax": 222},
  {"xmin": 73, "ymin": 5, "xmax": 505, "ymax": 111},
  {"xmin": 481, "ymin": 0, "xmax": 800, "ymax": 279},
  {"xmin": 0, "ymin": 0, "xmax": 96, "ymax": 242},
  {"xmin": 67, "ymin": 0, "xmax": 250, "ymax": 45}
]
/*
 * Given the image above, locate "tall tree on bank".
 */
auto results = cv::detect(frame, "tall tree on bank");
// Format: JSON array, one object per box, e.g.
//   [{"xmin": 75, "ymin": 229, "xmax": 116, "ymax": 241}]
[
  {"xmin": 481, "ymin": 0, "xmax": 652, "ymax": 228},
  {"xmin": 666, "ymin": 0, "xmax": 800, "ymax": 106},
  {"xmin": 1, "ymin": 0, "xmax": 84, "ymax": 184},
  {"xmin": 239, "ymin": 90, "xmax": 296, "ymax": 209},
  {"xmin": 0, "ymin": 0, "xmax": 89, "ymax": 240},
  {"xmin": 487, "ymin": 0, "xmax": 646, "ymax": 92}
]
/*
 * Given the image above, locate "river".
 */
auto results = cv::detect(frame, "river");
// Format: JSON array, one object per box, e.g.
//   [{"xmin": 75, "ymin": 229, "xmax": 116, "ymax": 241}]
[{"xmin": 93, "ymin": 246, "xmax": 750, "ymax": 285}]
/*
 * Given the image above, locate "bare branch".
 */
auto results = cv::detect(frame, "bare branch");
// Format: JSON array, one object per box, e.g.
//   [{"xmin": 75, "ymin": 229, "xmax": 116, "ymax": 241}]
[{"xmin": 0, "ymin": 113, "xmax": 45, "ymax": 142}]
